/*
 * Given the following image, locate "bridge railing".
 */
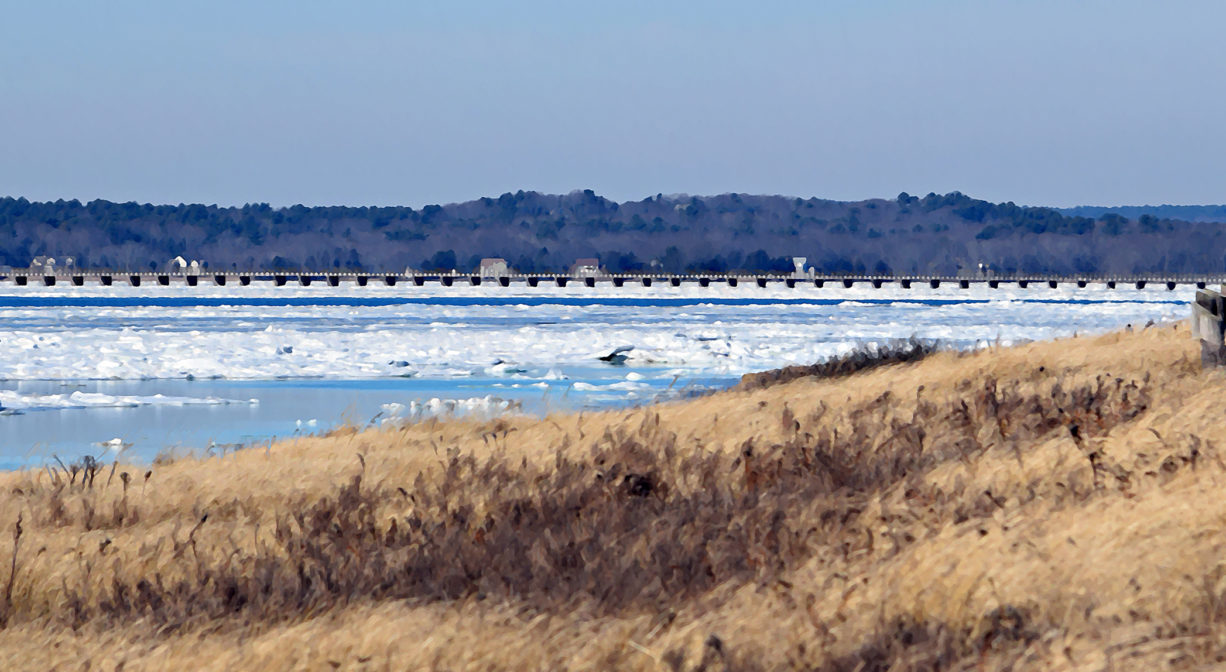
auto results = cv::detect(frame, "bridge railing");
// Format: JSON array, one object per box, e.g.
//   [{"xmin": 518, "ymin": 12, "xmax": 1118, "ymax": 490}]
[{"xmin": 0, "ymin": 270, "xmax": 1224, "ymax": 290}]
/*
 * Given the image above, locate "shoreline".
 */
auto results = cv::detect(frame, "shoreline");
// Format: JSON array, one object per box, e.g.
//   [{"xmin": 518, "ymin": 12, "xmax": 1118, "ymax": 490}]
[
  {"xmin": 0, "ymin": 287, "xmax": 1191, "ymax": 461},
  {"xmin": 0, "ymin": 323, "xmax": 1220, "ymax": 669}
]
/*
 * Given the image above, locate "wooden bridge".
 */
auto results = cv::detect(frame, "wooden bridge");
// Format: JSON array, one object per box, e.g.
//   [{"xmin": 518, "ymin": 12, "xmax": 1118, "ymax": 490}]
[{"xmin": 0, "ymin": 271, "xmax": 1220, "ymax": 290}]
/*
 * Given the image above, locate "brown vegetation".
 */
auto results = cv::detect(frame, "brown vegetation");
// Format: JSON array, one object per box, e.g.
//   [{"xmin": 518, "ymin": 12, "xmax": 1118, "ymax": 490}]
[
  {"xmin": 736, "ymin": 337, "xmax": 941, "ymax": 391},
  {"xmin": 0, "ymin": 323, "xmax": 1221, "ymax": 670}
]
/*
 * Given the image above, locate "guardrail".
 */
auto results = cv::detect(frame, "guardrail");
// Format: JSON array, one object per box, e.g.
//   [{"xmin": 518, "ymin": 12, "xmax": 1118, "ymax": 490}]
[{"xmin": 0, "ymin": 271, "xmax": 1221, "ymax": 290}]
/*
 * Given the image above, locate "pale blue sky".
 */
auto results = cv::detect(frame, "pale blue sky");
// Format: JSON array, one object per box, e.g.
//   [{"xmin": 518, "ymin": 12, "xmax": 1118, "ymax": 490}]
[{"xmin": 2, "ymin": 1, "xmax": 1223, "ymax": 207}]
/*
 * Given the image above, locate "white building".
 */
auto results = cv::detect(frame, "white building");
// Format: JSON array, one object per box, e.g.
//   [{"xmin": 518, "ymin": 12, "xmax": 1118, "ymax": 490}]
[
  {"xmin": 30, "ymin": 256, "xmax": 57, "ymax": 274},
  {"xmin": 168, "ymin": 256, "xmax": 204, "ymax": 274},
  {"xmin": 571, "ymin": 258, "xmax": 602, "ymax": 277},
  {"xmin": 479, "ymin": 258, "xmax": 510, "ymax": 278}
]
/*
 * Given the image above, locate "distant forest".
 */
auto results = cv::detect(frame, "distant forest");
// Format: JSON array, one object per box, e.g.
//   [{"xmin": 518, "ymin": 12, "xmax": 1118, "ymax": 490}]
[
  {"xmin": 3, "ymin": 191, "xmax": 1226, "ymax": 274},
  {"xmin": 1057, "ymin": 204, "xmax": 1226, "ymax": 224}
]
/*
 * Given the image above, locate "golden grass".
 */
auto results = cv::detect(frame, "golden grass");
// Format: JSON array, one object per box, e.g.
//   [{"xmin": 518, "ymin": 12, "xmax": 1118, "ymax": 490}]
[{"xmin": 0, "ymin": 322, "xmax": 1224, "ymax": 670}]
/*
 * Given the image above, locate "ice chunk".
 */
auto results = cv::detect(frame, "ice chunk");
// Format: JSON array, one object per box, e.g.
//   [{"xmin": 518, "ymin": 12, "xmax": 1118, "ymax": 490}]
[{"xmin": 0, "ymin": 390, "xmax": 258, "ymax": 412}]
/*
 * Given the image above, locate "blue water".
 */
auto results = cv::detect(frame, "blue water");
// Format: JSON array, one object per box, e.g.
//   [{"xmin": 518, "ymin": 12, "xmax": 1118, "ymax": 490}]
[
  {"xmin": 0, "ymin": 286, "xmax": 1193, "ymax": 468},
  {"xmin": 0, "ymin": 373, "xmax": 735, "ymax": 470}
]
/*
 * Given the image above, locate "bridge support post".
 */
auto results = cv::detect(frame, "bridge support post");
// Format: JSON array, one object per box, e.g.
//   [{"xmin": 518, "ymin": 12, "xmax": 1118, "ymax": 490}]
[
  {"xmin": 756, "ymin": 278, "xmax": 768, "ymax": 288},
  {"xmin": 1077, "ymin": 281, "xmax": 1086, "ymax": 288},
  {"xmin": 959, "ymin": 280, "xmax": 969, "ymax": 289},
  {"xmin": 901, "ymin": 279, "xmax": 911, "ymax": 289},
  {"xmin": 1048, "ymin": 280, "xmax": 1057, "ymax": 289},
  {"xmin": 585, "ymin": 277, "xmax": 596, "ymax": 288},
  {"xmin": 186, "ymin": 275, "xmax": 198, "ymax": 287},
  {"xmin": 699, "ymin": 278, "xmax": 709, "ymax": 287},
  {"xmin": 100, "ymin": 276, "xmax": 112, "ymax": 286},
  {"xmin": 556, "ymin": 278, "xmax": 568, "ymax": 287},
  {"xmin": 43, "ymin": 276, "xmax": 56, "ymax": 286},
  {"xmin": 384, "ymin": 276, "xmax": 397, "ymax": 286},
  {"xmin": 1135, "ymin": 281, "xmax": 1146, "ymax": 290},
  {"xmin": 129, "ymin": 276, "xmax": 141, "ymax": 287},
  {"xmin": 214, "ymin": 275, "xmax": 226, "ymax": 286},
  {"xmin": 1193, "ymin": 288, "xmax": 1226, "ymax": 367},
  {"xmin": 158, "ymin": 275, "xmax": 169, "ymax": 286},
  {"xmin": 726, "ymin": 278, "xmax": 736, "ymax": 287},
  {"xmin": 240, "ymin": 276, "xmax": 252, "ymax": 286},
  {"xmin": 72, "ymin": 276, "xmax": 84, "ymax": 286},
  {"xmin": 328, "ymin": 276, "xmax": 340, "ymax": 287}
]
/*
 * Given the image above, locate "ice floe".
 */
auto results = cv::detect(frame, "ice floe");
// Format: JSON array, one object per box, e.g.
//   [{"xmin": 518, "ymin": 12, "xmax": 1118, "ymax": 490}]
[
  {"xmin": 377, "ymin": 395, "xmax": 523, "ymax": 424},
  {"xmin": 0, "ymin": 284, "xmax": 1191, "ymax": 383},
  {"xmin": 0, "ymin": 389, "xmax": 258, "ymax": 412}
]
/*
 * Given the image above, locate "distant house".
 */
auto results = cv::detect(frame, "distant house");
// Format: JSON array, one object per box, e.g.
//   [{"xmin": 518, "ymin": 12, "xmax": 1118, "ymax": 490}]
[
  {"xmin": 956, "ymin": 263, "xmax": 993, "ymax": 279},
  {"xmin": 571, "ymin": 258, "xmax": 602, "ymax": 277},
  {"xmin": 29, "ymin": 256, "xmax": 57, "ymax": 274},
  {"xmin": 168, "ymin": 256, "xmax": 204, "ymax": 274},
  {"xmin": 479, "ymin": 258, "xmax": 510, "ymax": 278}
]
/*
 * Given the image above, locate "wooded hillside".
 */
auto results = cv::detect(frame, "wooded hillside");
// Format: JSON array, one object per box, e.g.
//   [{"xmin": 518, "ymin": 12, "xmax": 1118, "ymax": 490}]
[{"xmin": 3, "ymin": 191, "xmax": 1224, "ymax": 273}]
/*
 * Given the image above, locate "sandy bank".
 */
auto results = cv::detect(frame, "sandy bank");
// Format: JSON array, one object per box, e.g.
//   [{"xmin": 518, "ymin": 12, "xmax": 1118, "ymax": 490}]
[{"xmin": 0, "ymin": 322, "xmax": 1220, "ymax": 670}]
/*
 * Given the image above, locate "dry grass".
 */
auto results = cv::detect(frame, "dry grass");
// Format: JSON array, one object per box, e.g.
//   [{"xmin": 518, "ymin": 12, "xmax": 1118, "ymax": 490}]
[
  {"xmin": 0, "ymin": 322, "xmax": 1223, "ymax": 670},
  {"xmin": 736, "ymin": 337, "xmax": 942, "ymax": 391}
]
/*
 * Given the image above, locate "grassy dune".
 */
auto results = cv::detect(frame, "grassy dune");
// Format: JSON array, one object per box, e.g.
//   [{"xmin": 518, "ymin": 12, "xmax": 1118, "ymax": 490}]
[{"xmin": 0, "ymin": 323, "xmax": 1224, "ymax": 670}]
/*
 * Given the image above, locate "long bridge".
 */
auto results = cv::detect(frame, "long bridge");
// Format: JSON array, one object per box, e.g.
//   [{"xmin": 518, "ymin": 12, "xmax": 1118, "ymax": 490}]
[{"xmin": 0, "ymin": 270, "xmax": 1221, "ymax": 290}]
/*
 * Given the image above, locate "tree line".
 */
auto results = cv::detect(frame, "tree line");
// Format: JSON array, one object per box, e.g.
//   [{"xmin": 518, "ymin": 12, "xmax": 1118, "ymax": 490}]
[{"xmin": 1, "ymin": 190, "xmax": 1224, "ymax": 274}]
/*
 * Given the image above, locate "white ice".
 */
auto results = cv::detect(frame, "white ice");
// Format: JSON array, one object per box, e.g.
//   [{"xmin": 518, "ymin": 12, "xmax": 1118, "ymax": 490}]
[
  {"xmin": 378, "ymin": 395, "xmax": 523, "ymax": 424},
  {"xmin": 0, "ymin": 389, "xmax": 258, "ymax": 411},
  {"xmin": 0, "ymin": 283, "xmax": 1193, "ymax": 383}
]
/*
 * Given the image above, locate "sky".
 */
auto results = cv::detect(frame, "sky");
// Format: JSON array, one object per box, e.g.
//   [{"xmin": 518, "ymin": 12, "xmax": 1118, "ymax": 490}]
[{"xmin": 2, "ymin": 0, "xmax": 1224, "ymax": 208}]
